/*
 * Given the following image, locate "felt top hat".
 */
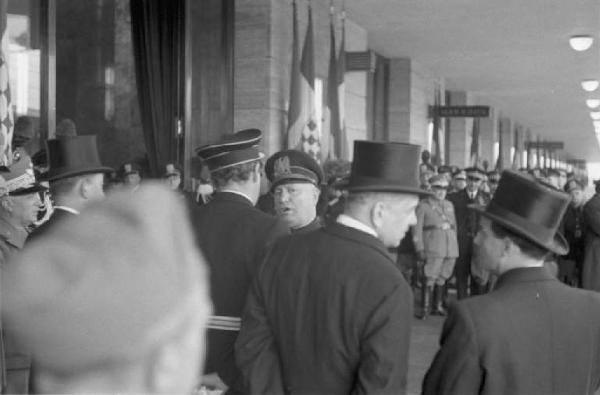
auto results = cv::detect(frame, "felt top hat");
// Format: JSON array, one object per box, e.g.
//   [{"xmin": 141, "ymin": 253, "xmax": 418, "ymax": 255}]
[
  {"xmin": 41, "ymin": 136, "xmax": 113, "ymax": 182},
  {"xmin": 265, "ymin": 149, "xmax": 323, "ymax": 190},
  {"xmin": 196, "ymin": 129, "xmax": 263, "ymax": 172},
  {"xmin": 346, "ymin": 141, "xmax": 431, "ymax": 196},
  {"xmin": 469, "ymin": 170, "xmax": 570, "ymax": 255}
]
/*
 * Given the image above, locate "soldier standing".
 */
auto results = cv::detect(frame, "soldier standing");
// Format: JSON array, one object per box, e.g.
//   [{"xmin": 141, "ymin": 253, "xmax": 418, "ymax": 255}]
[{"xmin": 413, "ymin": 175, "xmax": 458, "ymax": 319}]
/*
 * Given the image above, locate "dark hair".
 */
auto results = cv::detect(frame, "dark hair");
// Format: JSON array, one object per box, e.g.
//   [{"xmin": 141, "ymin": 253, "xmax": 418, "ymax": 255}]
[
  {"xmin": 211, "ymin": 161, "xmax": 259, "ymax": 189},
  {"xmin": 490, "ymin": 221, "xmax": 549, "ymax": 260}
]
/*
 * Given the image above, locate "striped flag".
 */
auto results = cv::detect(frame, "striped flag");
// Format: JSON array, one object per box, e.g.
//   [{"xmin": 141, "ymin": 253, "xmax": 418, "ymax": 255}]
[
  {"xmin": 0, "ymin": 0, "xmax": 13, "ymax": 166},
  {"xmin": 326, "ymin": 7, "xmax": 347, "ymax": 160},
  {"xmin": 286, "ymin": 2, "xmax": 320, "ymax": 160},
  {"xmin": 470, "ymin": 117, "xmax": 480, "ymax": 166}
]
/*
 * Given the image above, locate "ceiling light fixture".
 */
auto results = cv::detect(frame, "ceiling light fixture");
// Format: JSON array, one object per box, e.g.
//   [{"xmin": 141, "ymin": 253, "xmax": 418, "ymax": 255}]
[
  {"xmin": 582, "ymin": 80, "xmax": 600, "ymax": 92},
  {"xmin": 587, "ymin": 99, "xmax": 600, "ymax": 109},
  {"xmin": 591, "ymin": 111, "xmax": 600, "ymax": 120},
  {"xmin": 569, "ymin": 35, "xmax": 594, "ymax": 51}
]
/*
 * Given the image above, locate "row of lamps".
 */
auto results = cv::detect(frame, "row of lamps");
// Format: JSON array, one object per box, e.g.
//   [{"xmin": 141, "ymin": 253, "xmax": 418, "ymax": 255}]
[{"xmin": 569, "ymin": 36, "xmax": 600, "ymax": 140}]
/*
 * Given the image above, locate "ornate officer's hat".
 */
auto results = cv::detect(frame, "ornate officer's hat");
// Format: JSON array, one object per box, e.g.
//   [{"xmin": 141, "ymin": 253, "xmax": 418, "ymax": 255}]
[
  {"xmin": 464, "ymin": 166, "xmax": 486, "ymax": 180},
  {"xmin": 196, "ymin": 129, "xmax": 262, "ymax": 172},
  {"xmin": 0, "ymin": 149, "xmax": 47, "ymax": 196},
  {"xmin": 264, "ymin": 149, "xmax": 323, "ymax": 189},
  {"xmin": 469, "ymin": 170, "xmax": 570, "ymax": 255},
  {"xmin": 346, "ymin": 141, "xmax": 432, "ymax": 196},
  {"xmin": 453, "ymin": 169, "xmax": 467, "ymax": 180},
  {"xmin": 429, "ymin": 174, "xmax": 449, "ymax": 188}
]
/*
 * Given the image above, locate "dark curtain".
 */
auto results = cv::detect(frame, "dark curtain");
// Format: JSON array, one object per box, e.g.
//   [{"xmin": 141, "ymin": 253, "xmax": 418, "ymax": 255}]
[{"xmin": 130, "ymin": 0, "xmax": 185, "ymax": 177}]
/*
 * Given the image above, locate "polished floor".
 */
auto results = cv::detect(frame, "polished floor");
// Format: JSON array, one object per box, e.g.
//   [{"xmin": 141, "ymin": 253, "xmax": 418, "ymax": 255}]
[{"xmin": 407, "ymin": 315, "xmax": 444, "ymax": 395}]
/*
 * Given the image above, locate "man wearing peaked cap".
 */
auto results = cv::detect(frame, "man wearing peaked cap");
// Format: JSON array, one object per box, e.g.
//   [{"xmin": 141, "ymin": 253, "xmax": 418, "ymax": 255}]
[
  {"xmin": 486, "ymin": 170, "xmax": 501, "ymax": 197},
  {"xmin": 237, "ymin": 141, "xmax": 430, "ymax": 394},
  {"xmin": 121, "ymin": 162, "xmax": 141, "ymax": 190},
  {"xmin": 191, "ymin": 129, "xmax": 289, "ymax": 393},
  {"xmin": 265, "ymin": 149, "xmax": 324, "ymax": 233},
  {"xmin": 27, "ymin": 135, "xmax": 113, "ymax": 243},
  {"xmin": 163, "ymin": 163, "xmax": 181, "ymax": 190},
  {"xmin": 447, "ymin": 166, "xmax": 491, "ymax": 299},
  {"xmin": 0, "ymin": 150, "xmax": 47, "ymax": 394},
  {"xmin": 3, "ymin": 184, "xmax": 212, "ymax": 394},
  {"xmin": 451, "ymin": 169, "xmax": 467, "ymax": 193},
  {"xmin": 423, "ymin": 170, "xmax": 600, "ymax": 394}
]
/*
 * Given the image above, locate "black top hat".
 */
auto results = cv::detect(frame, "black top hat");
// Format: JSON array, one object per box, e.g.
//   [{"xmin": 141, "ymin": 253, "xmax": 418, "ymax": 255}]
[
  {"xmin": 346, "ymin": 141, "xmax": 431, "ymax": 196},
  {"xmin": 196, "ymin": 129, "xmax": 262, "ymax": 172},
  {"xmin": 41, "ymin": 136, "xmax": 113, "ymax": 182},
  {"xmin": 265, "ymin": 149, "xmax": 323, "ymax": 189},
  {"xmin": 469, "ymin": 170, "xmax": 570, "ymax": 255}
]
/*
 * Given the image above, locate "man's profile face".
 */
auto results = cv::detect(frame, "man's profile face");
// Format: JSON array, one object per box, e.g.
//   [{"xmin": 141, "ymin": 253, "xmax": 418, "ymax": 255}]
[
  {"xmin": 88, "ymin": 173, "xmax": 106, "ymax": 201},
  {"xmin": 9, "ymin": 192, "xmax": 42, "ymax": 227},
  {"xmin": 378, "ymin": 194, "xmax": 419, "ymax": 248},
  {"xmin": 273, "ymin": 182, "xmax": 318, "ymax": 229}
]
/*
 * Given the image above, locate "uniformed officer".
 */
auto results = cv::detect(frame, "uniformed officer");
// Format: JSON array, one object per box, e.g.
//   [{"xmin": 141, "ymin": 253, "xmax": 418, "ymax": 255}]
[
  {"xmin": 561, "ymin": 179, "xmax": 586, "ymax": 286},
  {"xmin": 121, "ymin": 163, "xmax": 141, "ymax": 190},
  {"xmin": 423, "ymin": 170, "xmax": 600, "ymax": 394},
  {"xmin": 486, "ymin": 170, "xmax": 501, "ymax": 197},
  {"xmin": 264, "ymin": 149, "xmax": 324, "ymax": 233},
  {"xmin": 27, "ymin": 136, "xmax": 113, "ymax": 242},
  {"xmin": 163, "ymin": 163, "xmax": 181, "ymax": 190},
  {"xmin": 0, "ymin": 151, "xmax": 46, "ymax": 394},
  {"xmin": 3, "ymin": 185, "xmax": 211, "ymax": 394},
  {"xmin": 236, "ymin": 141, "xmax": 429, "ymax": 394},
  {"xmin": 413, "ymin": 175, "xmax": 458, "ymax": 319},
  {"xmin": 451, "ymin": 169, "xmax": 467, "ymax": 193},
  {"xmin": 447, "ymin": 166, "xmax": 490, "ymax": 299},
  {"xmin": 192, "ymin": 129, "xmax": 289, "ymax": 394}
]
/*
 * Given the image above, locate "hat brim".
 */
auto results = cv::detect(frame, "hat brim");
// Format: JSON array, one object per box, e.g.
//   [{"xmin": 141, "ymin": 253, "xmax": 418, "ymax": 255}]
[
  {"xmin": 41, "ymin": 166, "xmax": 115, "ymax": 182},
  {"xmin": 347, "ymin": 184, "xmax": 433, "ymax": 196},
  {"xmin": 9, "ymin": 183, "xmax": 48, "ymax": 196},
  {"xmin": 468, "ymin": 204, "xmax": 568, "ymax": 255}
]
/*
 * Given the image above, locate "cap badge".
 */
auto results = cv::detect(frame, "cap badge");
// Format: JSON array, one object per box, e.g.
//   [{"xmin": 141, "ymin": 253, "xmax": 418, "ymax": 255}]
[{"xmin": 274, "ymin": 156, "xmax": 291, "ymax": 178}]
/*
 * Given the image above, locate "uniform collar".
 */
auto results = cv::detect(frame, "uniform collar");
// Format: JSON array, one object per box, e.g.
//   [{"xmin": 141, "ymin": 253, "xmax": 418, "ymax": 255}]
[
  {"xmin": 291, "ymin": 217, "xmax": 322, "ymax": 234},
  {"xmin": 0, "ymin": 217, "xmax": 28, "ymax": 249}
]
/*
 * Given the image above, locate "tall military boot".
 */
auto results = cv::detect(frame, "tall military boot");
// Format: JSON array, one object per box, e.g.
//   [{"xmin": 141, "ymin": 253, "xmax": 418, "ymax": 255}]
[
  {"xmin": 417, "ymin": 283, "xmax": 432, "ymax": 320},
  {"xmin": 432, "ymin": 285, "xmax": 447, "ymax": 316}
]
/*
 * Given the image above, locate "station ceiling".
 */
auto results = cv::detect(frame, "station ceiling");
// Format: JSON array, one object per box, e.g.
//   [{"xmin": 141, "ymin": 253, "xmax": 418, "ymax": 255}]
[{"xmin": 347, "ymin": 0, "xmax": 600, "ymax": 162}]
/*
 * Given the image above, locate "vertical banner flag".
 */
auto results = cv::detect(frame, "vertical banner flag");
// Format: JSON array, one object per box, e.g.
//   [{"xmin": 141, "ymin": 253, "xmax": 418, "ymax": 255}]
[
  {"xmin": 286, "ymin": 0, "xmax": 301, "ymax": 150},
  {"xmin": 286, "ymin": 2, "xmax": 320, "ymax": 160},
  {"xmin": 470, "ymin": 117, "xmax": 480, "ymax": 166},
  {"xmin": 326, "ymin": 5, "xmax": 347, "ymax": 160},
  {"xmin": 495, "ymin": 118, "xmax": 503, "ymax": 170},
  {"xmin": 0, "ymin": 0, "xmax": 13, "ymax": 166},
  {"xmin": 432, "ymin": 87, "xmax": 441, "ymax": 166},
  {"xmin": 336, "ymin": 9, "xmax": 347, "ymax": 159},
  {"xmin": 512, "ymin": 127, "xmax": 520, "ymax": 170}
]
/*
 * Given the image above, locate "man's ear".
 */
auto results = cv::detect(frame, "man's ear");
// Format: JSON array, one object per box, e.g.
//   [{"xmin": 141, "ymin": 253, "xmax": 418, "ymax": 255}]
[
  {"xmin": 370, "ymin": 200, "xmax": 386, "ymax": 230},
  {"xmin": 0, "ymin": 197, "xmax": 12, "ymax": 212},
  {"xmin": 78, "ymin": 178, "xmax": 91, "ymax": 199}
]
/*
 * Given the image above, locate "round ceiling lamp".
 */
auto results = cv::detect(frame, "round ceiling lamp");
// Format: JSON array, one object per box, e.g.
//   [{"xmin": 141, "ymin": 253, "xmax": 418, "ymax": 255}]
[
  {"xmin": 582, "ymin": 80, "xmax": 600, "ymax": 92},
  {"xmin": 591, "ymin": 111, "xmax": 600, "ymax": 120},
  {"xmin": 569, "ymin": 35, "xmax": 594, "ymax": 51},
  {"xmin": 587, "ymin": 99, "xmax": 600, "ymax": 109}
]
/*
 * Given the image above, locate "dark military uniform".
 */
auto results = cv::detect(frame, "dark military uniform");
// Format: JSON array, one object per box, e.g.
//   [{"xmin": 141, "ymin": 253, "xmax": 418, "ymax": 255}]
[
  {"xmin": 423, "ymin": 267, "xmax": 600, "ymax": 394},
  {"xmin": 236, "ymin": 222, "xmax": 413, "ymax": 394},
  {"xmin": 191, "ymin": 191, "xmax": 288, "ymax": 393},
  {"xmin": 291, "ymin": 216, "xmax": 321, "ymax": 234},
  {"xmin": 447, "ymin": 188, "xmax": 490, "ymax": 298}
]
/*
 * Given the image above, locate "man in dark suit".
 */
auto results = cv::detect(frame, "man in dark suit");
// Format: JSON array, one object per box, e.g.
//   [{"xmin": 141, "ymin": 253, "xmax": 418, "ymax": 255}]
[
  {"xmin": 423, "ymin": 170, "xmax": 600, "ymax": 395},
  {"xmin": 192, "ymin": 129, "xmax": 288, "ymax": 394},
  {"xmin": 236, "ymin": 141, "xmax": 430, "ymax": 394},
  {"xmin": 583, "ymin": 180, "xmax": 600, "ymax": 291},
  {"xmin": 27, "ymin": 136, "xmax": 113, "ymax": 242},
  {"xmin": 447, "ymin": 166, "xmax": 490, "ymax": 299}
]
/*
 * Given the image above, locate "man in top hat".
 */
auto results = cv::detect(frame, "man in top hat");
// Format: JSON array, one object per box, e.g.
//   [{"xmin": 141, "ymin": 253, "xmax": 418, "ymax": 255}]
[
  {"xmin": 413, "ymin": 174, "xmax": 458, "ymax": 319},
  {"xmin": 423, "ymin": 170, "xmax": 600, "ymax": 394},
  {"xmin": 561, "ymin": 179, "xmax": 587, "ymax": 286},
  {"xmin": 3, "ymin": 185, "xmax": 212, "ymax": 394},
  {"xmin": 582, "ymin": 179, "xmax": 600, "ymax": 291},
  {"xmin": 236, "ymin": 141, "xmax": 429, "ymax": 394},
  {"xmin": 264, "ymin": 149, "xmax": 324, "ymax": 233},
  {"xmin": 0, "ymin": 151, "xmax": 47, "ymax": 394},
  {"xmin": 192, "ymin": 129, "xmax": 289, "ymax": 393},
  {"xmin": 163, "ymin": 163, "xmax": 181, "ymax": 191},
  {"xmin": 447, "ymin": 166, "xmax": 490, "ymax": 299},
  {"xmin": 27, "ymin": 135, "xmax": 113, "ymax": 242}
]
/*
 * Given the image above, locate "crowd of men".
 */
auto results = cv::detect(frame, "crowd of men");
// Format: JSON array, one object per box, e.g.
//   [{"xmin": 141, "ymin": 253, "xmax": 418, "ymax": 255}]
[{"xmin": 0, "ymin": 127, "xmax": 598, "ymax": 394}]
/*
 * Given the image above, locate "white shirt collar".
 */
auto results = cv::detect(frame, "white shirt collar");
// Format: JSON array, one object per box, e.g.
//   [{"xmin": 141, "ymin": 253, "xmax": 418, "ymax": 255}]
[
  {"xmin": 336, "ymin": 214, "xmax": 378, "ymax": 238},
  {"xmin": 53, "ymin": 205, "xmax": 80, "ymax": 215},
  {"xmin": 220, "ymin": 189, "xmax": 254, "ymax": 204}
]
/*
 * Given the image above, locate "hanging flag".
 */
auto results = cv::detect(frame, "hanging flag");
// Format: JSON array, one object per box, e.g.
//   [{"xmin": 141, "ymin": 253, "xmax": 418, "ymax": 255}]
[
  {"xmin": 336, "ymin": 10, "xmax": 347, "ymax": 159},
  {"xmin": 512, "ymin": 127, "xmax": 520, "ymax": 170},
  {"xmin": 495, "ymin": 119, "xmax": 503, "ymax": 170},
  {"xmin": 286, "ymin": 2, "xmax": 320, "ymax": 160},
  {"xmin": 432, "ymin": 87, "xmax": 441, "ymax": 166},
  {"xmin": 286, "ymin": 0, "xmax": 301, "ymax": 150},
  {"xmin": 470, "ymin": 117, "xmax": 479, "ymax": 166},
  {"xmin": 326, "ymin": 6, "xmax": 347, "ymax": 160},
  {"xmin": 0, "ymin": 0, "xmax": 13, "ymax": 166}
]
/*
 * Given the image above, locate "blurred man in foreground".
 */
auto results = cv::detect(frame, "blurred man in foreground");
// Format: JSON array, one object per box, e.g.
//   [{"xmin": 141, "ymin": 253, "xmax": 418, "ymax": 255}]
[{"xmin": 2, "ymin": 184, "xmax": 211, "ymax": 394}]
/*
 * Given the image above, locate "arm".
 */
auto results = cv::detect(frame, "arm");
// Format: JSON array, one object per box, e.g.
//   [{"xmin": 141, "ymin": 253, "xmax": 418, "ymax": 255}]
[
  {"xmin": 235, "ymin": 262, "xmax": 284, "ymax": 395},
  {"xmin": 422, "ymin": 302, "xmax": 482, "ymax": 395},
  {"xmin": 352, "ymin": 281, "xmax": 413, "ymax": 395}
]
